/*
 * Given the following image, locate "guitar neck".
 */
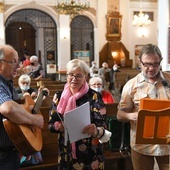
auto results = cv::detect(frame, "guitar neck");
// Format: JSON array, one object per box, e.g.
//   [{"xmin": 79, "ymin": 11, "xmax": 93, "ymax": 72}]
[{"xmin": 32, "ymin": 90, "xmax": 47, "ymax": 114}]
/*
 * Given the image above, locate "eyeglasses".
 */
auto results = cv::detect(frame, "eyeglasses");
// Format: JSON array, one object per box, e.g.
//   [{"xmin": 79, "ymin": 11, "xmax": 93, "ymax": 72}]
[
  {"xmin": 140, "ymin": 60, "xmax": 161, "ymax": 68},
  {"xmin": 67, "ymin": 73, "xmax": 84, "ymax": 80},
  {"xmin": 0, "ymin": 59, "xmax": 19, "ymax": 66}
]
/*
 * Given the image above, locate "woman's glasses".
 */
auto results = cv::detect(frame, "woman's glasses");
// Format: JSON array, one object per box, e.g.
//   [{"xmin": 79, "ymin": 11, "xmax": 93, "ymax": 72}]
[{"xmin": 67, "ymin": 73, "xmax": 84, "ymax": 80}]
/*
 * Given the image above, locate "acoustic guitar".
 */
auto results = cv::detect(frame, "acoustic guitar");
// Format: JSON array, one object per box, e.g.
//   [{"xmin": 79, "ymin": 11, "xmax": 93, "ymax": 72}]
[{"xmin": 3, "ymin": 81, "xmax": 48, "ymax": 156}]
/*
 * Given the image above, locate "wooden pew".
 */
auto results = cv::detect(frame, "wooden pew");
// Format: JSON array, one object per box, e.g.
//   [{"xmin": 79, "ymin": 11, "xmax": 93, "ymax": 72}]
[
  {"xmin": 104, "ymin": 103, "xmax": 133, "ymax": 170},
  {"xmin": 19, "ymin": 106, "xmax": 58, "ymax": 170},
  {"xmin": 13, "ymin": 77, "xmax": 65, "ymax": 87}
]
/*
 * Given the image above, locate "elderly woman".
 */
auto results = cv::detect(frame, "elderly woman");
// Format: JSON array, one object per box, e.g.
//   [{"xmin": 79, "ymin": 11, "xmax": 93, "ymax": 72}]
[
  {"xmin": 15, "ymin": 74, "xmax": 49, "ymax": 101},
  {"xmin": 29, "ymin": 55, "xmax": 43, "ymax": 80},
  {"xmin": 15, "ymin": 74, "xmax": 37, "ymax": 99},
  {"xmin": 49, "ymin": 59, "xmax": 107, "ymax": 170},
  {"xmin": 89, "ymin": 76, "xmax": 115, "ymax": 104}
]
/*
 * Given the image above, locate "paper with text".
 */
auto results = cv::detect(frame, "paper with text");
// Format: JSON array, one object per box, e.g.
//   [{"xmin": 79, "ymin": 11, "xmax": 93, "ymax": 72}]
[{"xmin": 64, "ymin": 102, "xmax": 91, "ymax": 145}]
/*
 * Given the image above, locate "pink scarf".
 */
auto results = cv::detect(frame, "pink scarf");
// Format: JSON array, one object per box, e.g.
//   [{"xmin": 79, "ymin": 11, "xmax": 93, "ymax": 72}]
[{"xmin": 57, "ymin": 82, "xmax": 89, "ymax": 158}]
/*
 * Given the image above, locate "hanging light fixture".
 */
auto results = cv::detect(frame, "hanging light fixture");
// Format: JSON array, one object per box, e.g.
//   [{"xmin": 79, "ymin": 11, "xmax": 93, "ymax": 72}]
[
  {"xmin": 132, "ymin": 11, "xmax": 151, "ymax": 27},
  {"xmin": 54, "ymin": 0, "xmax": 90, "ymax": 18},
  {"xmin": 132, "ymin": 0, "xmax": 151, "ymax": 27}
]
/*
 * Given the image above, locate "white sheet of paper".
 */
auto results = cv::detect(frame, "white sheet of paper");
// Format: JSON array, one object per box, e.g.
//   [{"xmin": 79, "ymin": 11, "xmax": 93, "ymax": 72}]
[{"xmin": 64, "ymin": 102, "xmax": 91, "ymax": 145}]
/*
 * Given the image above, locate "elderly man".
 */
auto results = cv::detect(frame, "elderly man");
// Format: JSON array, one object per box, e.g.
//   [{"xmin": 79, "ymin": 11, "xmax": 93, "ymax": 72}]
[{"xmin": 0, "ymin": 45, "xmax": 44, "ymax": 169}]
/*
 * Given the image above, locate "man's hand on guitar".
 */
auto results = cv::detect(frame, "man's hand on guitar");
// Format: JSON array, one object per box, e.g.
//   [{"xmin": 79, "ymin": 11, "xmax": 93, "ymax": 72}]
[
  {"xmin": 37, "ymin": 87, "xmax": 50, "ymax": 100},
  {"xmin": 31, "ymin": 92, "xmax": 37, "ymax": 100},
  {"xmin": 33, "ymin": 114, "xmax": 44, "ymax": 129}
]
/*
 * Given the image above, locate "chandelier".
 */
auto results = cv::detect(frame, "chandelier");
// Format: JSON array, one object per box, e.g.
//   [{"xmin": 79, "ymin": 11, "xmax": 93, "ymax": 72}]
[
  {"xmin": 132, "ymin": 11, "xmax": 151, "ymax": 27},
  {"xmin": 55, "ymin": 0, "xmax": 90, "ymax": 18}
]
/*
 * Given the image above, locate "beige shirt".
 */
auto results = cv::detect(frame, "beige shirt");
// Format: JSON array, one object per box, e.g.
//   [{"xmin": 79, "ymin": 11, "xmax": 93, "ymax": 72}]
[{"xmin": 118, "ymin": 71, "xmax": 170, "ymax": 156}]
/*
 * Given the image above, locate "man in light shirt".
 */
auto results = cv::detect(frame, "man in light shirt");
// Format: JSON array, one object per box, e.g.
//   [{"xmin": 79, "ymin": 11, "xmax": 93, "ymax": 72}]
[{"xmin": 117, "ymin": 44, "xmax": 169, "ymax": 170}]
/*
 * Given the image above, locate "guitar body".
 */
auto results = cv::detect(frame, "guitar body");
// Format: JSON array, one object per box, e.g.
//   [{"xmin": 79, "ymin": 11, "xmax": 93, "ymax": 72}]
[{"xmin": 3, "ymin": 95, "xmax": 42, "ymax": 156}]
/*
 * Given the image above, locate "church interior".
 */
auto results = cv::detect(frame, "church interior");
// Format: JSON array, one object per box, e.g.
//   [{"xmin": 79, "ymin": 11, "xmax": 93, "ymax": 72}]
[{"xmin": 0, "ymin": 0, "xmax": 168, "ymax": 169}]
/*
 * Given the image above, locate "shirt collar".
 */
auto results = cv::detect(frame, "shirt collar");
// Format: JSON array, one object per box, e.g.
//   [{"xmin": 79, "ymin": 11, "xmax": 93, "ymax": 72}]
[
  {"xmin": 138, "ymin": 71, "xmax": 164, "ymax": 84},
  {"xmin": 0, "ymin": 75, "xmax": 13, "ymax": 86}
]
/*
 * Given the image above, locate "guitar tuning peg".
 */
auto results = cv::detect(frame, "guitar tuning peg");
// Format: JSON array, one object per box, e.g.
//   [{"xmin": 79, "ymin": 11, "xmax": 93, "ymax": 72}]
[{"xmin": 37, "ymin": 81, "xmax": 45, "ymax": 88}]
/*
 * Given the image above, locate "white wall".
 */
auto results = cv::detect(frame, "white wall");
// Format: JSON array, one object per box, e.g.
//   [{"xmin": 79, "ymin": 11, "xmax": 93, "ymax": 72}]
[
  {"xmin": 97, "ymin": 0, "xmax": 107, "ymax": 52},
  {"xmin": 0, "ymin": 14, "xmax": 5, "ymax": 45},
  {"xmin": 157, "ymin": 0, "xmax": 169, "ymax": 71},
  {"xmin": 120, "ymin": 0, "xmax": 158, "ymax": 68},
  {"xmin": 58, "ymin": 15, "xmax": 70, "ymax": 71}
]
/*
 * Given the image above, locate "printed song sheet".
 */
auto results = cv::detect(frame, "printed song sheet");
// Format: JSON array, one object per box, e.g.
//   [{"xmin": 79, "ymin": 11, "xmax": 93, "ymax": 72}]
[{"xmin": 64, "ymin": 102, "xmax": 91, "ymax": 145}]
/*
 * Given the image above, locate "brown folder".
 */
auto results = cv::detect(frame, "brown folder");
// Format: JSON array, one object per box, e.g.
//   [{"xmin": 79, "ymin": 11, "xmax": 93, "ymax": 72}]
[{"xmin": 136, "ymin": 98, "xmax": 170, "ymax": 144}]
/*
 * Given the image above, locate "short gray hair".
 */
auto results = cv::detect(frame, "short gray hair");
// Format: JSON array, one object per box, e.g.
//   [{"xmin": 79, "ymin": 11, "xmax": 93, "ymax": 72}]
[
  {"xmin": 66, "ymin": 59, "xmax": 90, "ymax": 76},
  {"xmin": 89, "ymin": 77, "xmax": 103, "ymax": 86},
  {"xmin": 30, "ymin": 55, "xmax": 38, "ymax": 61},
  {"xmin": 18, "ymin": 74, "xmax": 31, "ymax": 85},
  {"xmin": 139, "ymin": 44, "xmax": 162, "ymax": 60}
]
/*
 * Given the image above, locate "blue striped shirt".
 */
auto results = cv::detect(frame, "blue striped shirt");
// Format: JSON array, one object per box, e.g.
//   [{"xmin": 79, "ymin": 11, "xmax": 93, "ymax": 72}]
[{"xmin": 0, "ymin": 75, "xmax": 18, "ymax": 147}]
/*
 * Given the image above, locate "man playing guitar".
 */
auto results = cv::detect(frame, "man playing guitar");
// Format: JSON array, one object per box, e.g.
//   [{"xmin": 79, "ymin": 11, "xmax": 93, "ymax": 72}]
[{"xmin": 0, "ymin": 45, "xmax": 44, "ymax": 170}]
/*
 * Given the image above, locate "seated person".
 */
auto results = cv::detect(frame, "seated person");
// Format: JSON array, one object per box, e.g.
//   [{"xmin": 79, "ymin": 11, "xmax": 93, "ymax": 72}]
[
  {"xmin": 29, "ymin": 55, "xmax": 44, "ymax": 80},
  {"xmin": 24, "ymin": 65, "xmax": 32, "ymax": 75},
  {"xmin": 89, "ymin": 77, "xmax": 115, "ymax": 104},
  {"xmin": 15, "ymin": 74, "xmax": 37, "ymax": 99},
  {"xmin": 89, "ymin": 61, "xmax": 99, "ymax": 77},
  {"xmin": 23, "ymin": 51, "xmax": 31, "ymax": 67},
  {"xmin": 16, "ymin": 74, "xmax": 50, "ymax": 101}
]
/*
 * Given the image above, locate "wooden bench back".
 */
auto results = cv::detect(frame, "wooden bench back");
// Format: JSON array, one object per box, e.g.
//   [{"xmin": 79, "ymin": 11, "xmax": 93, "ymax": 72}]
[
  {"xmin": 40, "ymin": 106, "xmax": 58, "ymax": 157},
  {"xmin": 105, "ymin": 103, "xmax": 119, "ymax": 116}
]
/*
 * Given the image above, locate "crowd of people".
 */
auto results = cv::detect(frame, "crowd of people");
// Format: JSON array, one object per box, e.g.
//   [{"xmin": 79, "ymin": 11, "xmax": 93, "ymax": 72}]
[
  {"xmin": 17, "ymin": 51, "xmax": 44, "ymax": 81},
  {"xmin": 0, "ymin": 43, "xmax": 169, "ymax": 170},
  {"xmin": 89, "ymin": 60, "xmax": 120, "ymax": 91}
]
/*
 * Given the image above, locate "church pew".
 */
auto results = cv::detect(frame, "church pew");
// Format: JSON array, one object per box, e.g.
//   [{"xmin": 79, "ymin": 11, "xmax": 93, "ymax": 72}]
[
  {"xmin": 104, "ymin": 103, "xmax": 133, "ymax": 170},
  {"xmin": 19, "ymin": 106, "xmax": 58, "ymax": 170}
]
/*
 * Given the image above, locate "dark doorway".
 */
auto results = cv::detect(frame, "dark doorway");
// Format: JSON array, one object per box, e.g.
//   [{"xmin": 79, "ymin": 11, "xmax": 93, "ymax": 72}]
[
  {"xmin": 5, "ymin": 9, "xmax": 57, "ymax": 77},
  {"xmin": 6, "ymin": 22, "xmax": 36, "ymax": 61}
]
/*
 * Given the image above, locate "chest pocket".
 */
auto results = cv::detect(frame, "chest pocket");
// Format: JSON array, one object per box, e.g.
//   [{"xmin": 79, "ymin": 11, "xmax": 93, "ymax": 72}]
[{"xmin": 133, "ymin": 83, "xmax": 157, "ymax": 104}]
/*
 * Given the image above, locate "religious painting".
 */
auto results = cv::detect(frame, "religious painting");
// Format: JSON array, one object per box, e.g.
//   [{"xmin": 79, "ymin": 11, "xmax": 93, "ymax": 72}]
[
  {"xmin": 106, "ymin": 11, "xmax": 122, "ymax": 41},
  {"xmin": 109, "ymin": 18, "xmax": 120, "ymax": 34}
]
